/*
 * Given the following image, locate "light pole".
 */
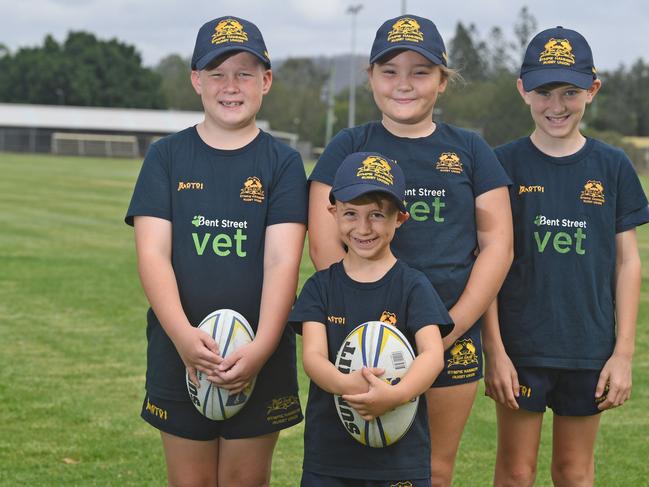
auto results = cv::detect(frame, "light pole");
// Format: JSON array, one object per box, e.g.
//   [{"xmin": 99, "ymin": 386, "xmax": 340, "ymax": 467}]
[{"xmin": 347, "ymin": 4, "xmax": 363, "ymax": 128}]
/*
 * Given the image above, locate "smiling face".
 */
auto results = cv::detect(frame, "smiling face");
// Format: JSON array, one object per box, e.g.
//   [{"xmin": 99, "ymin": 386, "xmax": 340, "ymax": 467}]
[
  {"xmin": 517, "ymin": 79, "xmax": 600, "ymax": 144},
  {"xmin": 368, "ymin": 49, "xmax": 447, "ymax": 133},
  {"xmin": 191, "ymin": 51, "xmax": 272, "ymax": 131},
  {"xmin": 329, "ymin": 195, "xmax": 408, "ymax": 262}
]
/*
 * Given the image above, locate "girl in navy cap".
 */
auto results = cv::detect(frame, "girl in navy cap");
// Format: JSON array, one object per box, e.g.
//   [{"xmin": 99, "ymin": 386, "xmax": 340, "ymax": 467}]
[
  {"xmin": 309, "ymin": 14, "xmax": 513, "ymax": 487},
  {"xmin": 485, "ymin": 26, "xmax": 649, "ymax": 486}
]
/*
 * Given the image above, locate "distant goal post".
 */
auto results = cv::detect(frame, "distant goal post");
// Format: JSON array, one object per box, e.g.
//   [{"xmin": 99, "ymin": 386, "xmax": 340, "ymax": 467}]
[{"xmin": 51, "ymin": 132, "xmax": 139, "ymax": 158}]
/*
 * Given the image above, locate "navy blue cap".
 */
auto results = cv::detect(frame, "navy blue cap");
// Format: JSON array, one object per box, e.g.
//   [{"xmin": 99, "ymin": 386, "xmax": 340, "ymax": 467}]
[
  {"xmin": 520, "ymin": 26, "xmax": 596, "ymax": 91},
  {"xmin": 191, "ymin": 16, "xmax": 270, "ymax": 70},
  {"xmin": 330, "ymin": 152, "xmax": 407, "ymax": 212},
  {"xmin": 370, "ymin": 15, "xmax": 447, "ymax": 66}
]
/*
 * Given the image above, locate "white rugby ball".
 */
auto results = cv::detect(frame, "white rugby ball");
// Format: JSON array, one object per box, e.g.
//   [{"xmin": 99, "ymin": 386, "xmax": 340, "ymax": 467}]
[
  {"xmin": 334, "ymin": 321, "xmax": 418, "ymax": 448},
  {"xmin": 186, "ymin": 309, "xmax": 256, "ymax": 421}
]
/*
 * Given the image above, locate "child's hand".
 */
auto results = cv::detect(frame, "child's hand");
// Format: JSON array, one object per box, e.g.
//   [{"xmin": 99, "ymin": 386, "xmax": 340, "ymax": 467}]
[
  {"xmin": 207, "ymin": 341, "xmax": 266, "ymax": 393},
  {"xmin": 174, "ymin": 326, "xmax": 222, "ymax": 387},
  {"xmin": 596, "ymin": 353, "xmax": 632, "ymax": 410},
  {"xmin": 484, "ymin": 349, "xmax": 520, "ymax": 410},
  {"xmin": 342, "ymin": 368, "xmax": 401, "ymax": 421},
  {"xmin": 339, "ymin": 368, "xmax": 384, "ymax": 396}
]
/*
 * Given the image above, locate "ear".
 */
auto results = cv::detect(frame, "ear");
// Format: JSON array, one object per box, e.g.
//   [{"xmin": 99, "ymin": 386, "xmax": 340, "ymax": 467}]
[
  {"xmin": 327, "ymin": 204, "xmax": 337, "ymax": 219},
  {"xmin": 516, "ymin": 79, "xmax": 531, "ymax": 105},
  {"xmin": 395, "ymin": 211, "xmax": 410, "ymax": 228},
  {"xmin": 586, "ymin": 79, "xmax": 601, "ymax": 104},
  {"xmin": 436, "ymin": 67, "xmax": 448, "ymax": 94},
  {"xmin": 261, "ymin": 69, "xmax": 273, "ymax": 95},
  {"xmin": 191, "ymin": 70, "xmax": 202, "ymax": 96}
]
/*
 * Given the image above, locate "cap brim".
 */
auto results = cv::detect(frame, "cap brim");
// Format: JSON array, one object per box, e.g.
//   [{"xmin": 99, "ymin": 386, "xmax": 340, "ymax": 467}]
[
  {"xmin": 193, "ymin": 46, "xmax": 270, "ymax": 70},
  {"xmin": 521, "ymin": 68, "xmax": 594, "ymax": 91},
  {"xmin": 330, "ymin": 184, "xmax": 407, "ymax": 212},
  {"xmin": 370, "ymin": 45, "xmax": 445, "ymax": 66}
]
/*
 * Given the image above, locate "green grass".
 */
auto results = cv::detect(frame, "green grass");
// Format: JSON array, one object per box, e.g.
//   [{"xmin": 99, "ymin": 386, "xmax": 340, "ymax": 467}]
[{"xmin": 0, "ymin": 152, "xmax": 647, "ymax": 486}]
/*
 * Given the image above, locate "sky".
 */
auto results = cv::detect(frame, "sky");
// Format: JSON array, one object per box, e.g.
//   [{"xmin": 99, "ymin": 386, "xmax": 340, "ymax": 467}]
[{"xmin": 2, "ymin": 0, "xmax": 647, "ymax": 72}]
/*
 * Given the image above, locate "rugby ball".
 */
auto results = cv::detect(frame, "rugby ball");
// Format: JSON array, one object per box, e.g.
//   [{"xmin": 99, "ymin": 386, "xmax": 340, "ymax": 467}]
[
  {"xmin": 334, "ymin": 321, "xmax": 418, "ymax": 448},
  {"xmin": 186, "ymin": 309, "xmax": 256, "ymax": 421}
]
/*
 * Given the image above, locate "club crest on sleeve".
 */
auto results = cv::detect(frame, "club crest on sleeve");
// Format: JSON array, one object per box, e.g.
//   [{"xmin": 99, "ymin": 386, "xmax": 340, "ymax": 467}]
[
  {"xmin": 539, "ymin": 38, "xmax": 576, "ymax": 66},
  {"xmin": 579, "ymin": 180, "xmax": 605, "ymax": 205},
  {"xmin": 388, "ymin": 17, "xmax": 424, "ymax": 43},
  {"xmin": 240, "ymin": 176, "xmax": 265, "ymax": 203},
  {"xmin": 356, "ymin": 155, "xmax": 395, "ymax": 185},
  {"xmin": 435, "ymin": 152, "xmax": 463, "ymax": 174},
  {"xmin": 212, "ymin": 18, "xmax": 248, "ymax": 45}
]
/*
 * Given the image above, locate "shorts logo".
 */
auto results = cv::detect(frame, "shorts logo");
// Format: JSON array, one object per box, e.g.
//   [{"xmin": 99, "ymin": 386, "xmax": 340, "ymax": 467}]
[
  {"xmin": 391, "ymin": 482, "xmax": 413, "ymax": 487},
  {"xmin": 145, "ymin": 398, "xmax": 168, "ymax": 421},
  {"xmin": 212, "ymin": 18, "xmax": 248, "ymax": 45},
  {"xmin": 448, "ymin": 338, "xmax": 478, "ymax": 367},
  {"xmin": 435, "ymin": 152, "xmax": 463, "ymax": 174},
  {"xmin": 388, "ymin": 17, "xmax": 424, "ymax": 43},
  {"xmin": 580, "ymin": 180, "xmax": 605, "ymax": 205},
  {"xmin": 266, "ymin": 395, "xmax": 301, "ymax": 425},
  {"xmin": 539, "ymin": 38, "xmax": 576, "ymax": 66},
  {"xmin": 519, "ymin": 184, "xmax": 545, "ymax": 195},
  {"xmin": 327, "ymin": 315, "xmax": 346, "ymax": 325},
  {"xmin": 379, "ymin": 311, "xmax": 397, "ymax": 326},
  {"xmin": 356, "ymin": 155, "xmax": 395, "ymax": 185},
  {"xmin": 519, "ymin": 384, "xmax": 532, "ymax": 398},
  {"xmin": 177, "ymin": 181, "xmax": 204, "ymax": 191},
  {"xmin": 240, "ymin": 176, "xmax": 265, "ymax": 203}
]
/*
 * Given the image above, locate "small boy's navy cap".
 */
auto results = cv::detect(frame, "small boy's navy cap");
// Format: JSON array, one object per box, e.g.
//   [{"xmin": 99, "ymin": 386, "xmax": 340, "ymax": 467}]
[
  {"xmin": 191, "ymin": 16, "xmax": 270, "ymax": 70},
  {"xmin": 520, "ymin": 26, "xmax": 596, "ymax": 91},
  {"xmin": 330, "ymin": 152, "xmax": 407, "ymax": 212},
  {"xmin": 370, "ymin": 15, "xmax": 448, "ymax": 66}
]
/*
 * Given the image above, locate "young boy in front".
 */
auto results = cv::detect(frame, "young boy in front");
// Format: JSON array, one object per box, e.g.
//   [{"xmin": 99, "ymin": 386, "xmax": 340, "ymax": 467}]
[
  {"xmin": 125, "ymin": 16, "xmax": 307, "ymax": 486},
  {"xmin": 483, "ymin": 27, "xmax": 649, "ymax": 486},
  {"xmin": 290, "ymin": 152, "xmax": 453, "ymax": 486}
]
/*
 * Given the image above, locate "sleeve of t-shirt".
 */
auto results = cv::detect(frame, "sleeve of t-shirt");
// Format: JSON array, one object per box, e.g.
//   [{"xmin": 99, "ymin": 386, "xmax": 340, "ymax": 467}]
[
  {"xmin": 309, "ymin": 129, "xmax": 355, "ymax": 186},
  {"xmin": 470, "ymin": 133, "xmax": 512, "ymax": 197},
  {"xmin": 267, "ymin": 151, "xmax": 308, "ymax": 226},
  {"xmin": 289, "ymin": 275, "xmax": 327, "ymax": 334},
  {"xmin": 406, "ymin": 274, "xmax": 454, "ymax": 339},
  {"xmin": 615, "ymin": 154, "xmax": 649, "ymax": 233},
  {"xmin": 124, "ymin": 142, "xmax": 171, "ymax": 226}
]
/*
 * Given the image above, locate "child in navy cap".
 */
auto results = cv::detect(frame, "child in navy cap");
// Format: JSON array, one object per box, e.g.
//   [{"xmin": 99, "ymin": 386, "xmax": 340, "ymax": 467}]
[
  {"xmin": 308, "ymin": 14, "xmax": 513, "ymax": 486},
  {"xmin": 126, "ymin": 15, "xmax": 306, "ymax": 486},
  {"xmin": 485, "ymin": 26, "xmax": 649, "ymax": 486},
  {"xmin": 291, "ymin": 151, "xmax": 453, "ymax": 486}
]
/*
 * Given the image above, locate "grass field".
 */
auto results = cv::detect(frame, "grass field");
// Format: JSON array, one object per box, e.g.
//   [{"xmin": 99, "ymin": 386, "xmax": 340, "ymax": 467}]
[{"xmin": 0, "ymin": 152, "xmax": 648, "ymax": 486}]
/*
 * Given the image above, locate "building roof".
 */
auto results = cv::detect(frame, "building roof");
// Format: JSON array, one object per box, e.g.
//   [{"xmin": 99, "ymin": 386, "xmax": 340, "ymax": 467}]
[{"xmin": 0, "ymin": 103, "xmax": 269, "ymax": 133}]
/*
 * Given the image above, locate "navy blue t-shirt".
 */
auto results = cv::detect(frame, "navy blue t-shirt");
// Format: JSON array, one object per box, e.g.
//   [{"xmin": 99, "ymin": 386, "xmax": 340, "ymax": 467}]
[
  {"xmin": 126, "ymin": 127, "xmax": 308, "ymax": 400},
  {"xmin": 311, "ymin": 121, "xmax": 511, "ymax": 313},
  {"xmin": 495, "ymin": 137, "xmax": 649, "ymax": 369},
  {"xmin": 289, "ymin": 260, "xmax": 453, "ymax": 480}
]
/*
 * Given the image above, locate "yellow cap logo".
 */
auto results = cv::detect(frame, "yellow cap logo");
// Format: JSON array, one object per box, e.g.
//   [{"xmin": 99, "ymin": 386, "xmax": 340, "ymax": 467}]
[
  {"xmin": 539, "ymin": 38, "xmax": 576, "ymax": 66},
  {"xmin": 356, "ymin": 156, "xmax": 394, "ymax": 185},
  {"xmin": 212, "ymin": 18, "xmax": 248, "ymax": 45},
  {"xmin": 388, "ymin": 17, "xmax": 424, "ymax": 43}
]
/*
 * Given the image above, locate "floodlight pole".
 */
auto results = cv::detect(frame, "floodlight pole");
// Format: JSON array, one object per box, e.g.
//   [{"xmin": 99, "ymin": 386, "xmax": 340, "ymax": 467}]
[{"xmin": 347, "ymin": 4, "xmax": 363, "ymax": 128}]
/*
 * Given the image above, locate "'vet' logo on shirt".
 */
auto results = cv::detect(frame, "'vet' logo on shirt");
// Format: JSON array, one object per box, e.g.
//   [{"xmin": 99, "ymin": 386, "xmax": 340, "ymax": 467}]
[
  {"xmin": 240, "ymin": 176, "xmax": 265, "ymax": 203},
  {"xmin": 435, "ymin": 152, "xmax": 463, "ymax": 174}
]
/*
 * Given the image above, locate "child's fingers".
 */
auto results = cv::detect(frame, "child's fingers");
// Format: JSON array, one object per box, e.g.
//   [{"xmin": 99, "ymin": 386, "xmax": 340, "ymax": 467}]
[
  {"xmin": 595, "ymin": 370, "xmax": 610, "ymax": 399},
  {"xmin": 187, "ymin": 367, "xmax": 200, "ymax": 388}
]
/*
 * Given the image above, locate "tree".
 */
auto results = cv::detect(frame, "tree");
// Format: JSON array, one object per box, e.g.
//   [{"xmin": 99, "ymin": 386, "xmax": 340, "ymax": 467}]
[
  {"xmin": 513, "ymin": 6, "xmax": 538, "ymax": 64},
  {"xmin": 0, "ymin": 31, "xmax": 165, "ymax": 108},
  {"xmin": 155, "ymin": 54, "xmax": 203, "ymax": 111},
  {"xmin": 448, "ymin": 22, "xmax": 488, "ymax": 81}
]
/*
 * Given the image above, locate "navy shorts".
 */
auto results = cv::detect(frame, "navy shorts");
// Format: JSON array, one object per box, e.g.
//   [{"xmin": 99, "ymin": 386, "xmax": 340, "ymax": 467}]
[
  {"xmin": 301, "ymin": 471, "xmax": 431, "ymax": 487},
  {"xmin": 141, "ymin": 329, "xmax": 303, "ymax": 440},
  {"xmin": 431, "ymin": 325, "xmax": 482, "ymax": 387},
  {"xmin": 515, "ymin": 367, "xmax": 604, "ymax": 416}
]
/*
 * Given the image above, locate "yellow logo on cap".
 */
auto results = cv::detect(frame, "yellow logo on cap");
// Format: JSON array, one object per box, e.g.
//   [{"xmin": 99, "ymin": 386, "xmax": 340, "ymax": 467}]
[
  {"xmin": 539, "ymin": 38, "xmax": 576, "ymax": 66},
  {"xmin": 580, "ymin": 180, "xmax": 605, "ymax": 205},
  {"xmin": 240, "ymin": 176, "xmax": 265, "ymax": 203},
  {"xmin": 356, "ymin": 156, "xmax": 395, "ymax": 185},
  {"xmin": 435, "ymin": 152, "xmax": 463, "ymax": 174},
  {"xmin": 388, "ymin": 17, "xmax": 424, "ymax": 43},
  {"xmin": 212, "ymin": 18, "xmax": 248, "ymax": 45}
]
